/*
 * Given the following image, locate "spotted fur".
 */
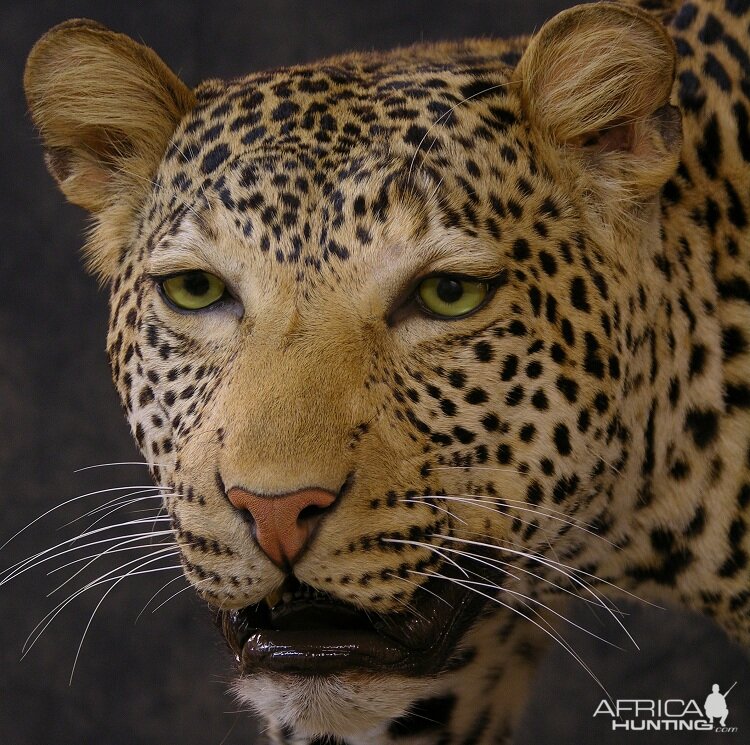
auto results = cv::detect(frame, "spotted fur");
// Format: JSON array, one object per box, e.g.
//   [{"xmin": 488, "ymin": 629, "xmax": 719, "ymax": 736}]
[{"xmin": 24, "ymin": 1, "xmax": 750, "ymax": 743}]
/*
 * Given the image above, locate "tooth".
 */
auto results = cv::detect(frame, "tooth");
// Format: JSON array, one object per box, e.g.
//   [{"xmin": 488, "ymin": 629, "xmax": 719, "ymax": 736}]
[
  {"xmin": 265, "ymin": 588, "xmax": 283, "ymax": 608},
  {"xmin": 283, "ymin": 592, "xmax": 293, "ymax": 604}
]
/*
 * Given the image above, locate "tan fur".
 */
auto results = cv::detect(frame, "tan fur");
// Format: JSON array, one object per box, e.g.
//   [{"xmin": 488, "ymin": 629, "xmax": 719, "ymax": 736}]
[
  {"xmin": 24, "ymin": 19, "xmax": 195, "ymax": 276},
  {"xmin": 24, "ymin": 1, "xmax": 750, "ymax": 743}
]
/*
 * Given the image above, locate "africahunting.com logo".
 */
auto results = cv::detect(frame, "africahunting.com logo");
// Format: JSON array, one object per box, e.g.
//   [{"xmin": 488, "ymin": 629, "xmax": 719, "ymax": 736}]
[{"xmin": 593, "ymin": 682, "xmax": 739, "ymax": 733}]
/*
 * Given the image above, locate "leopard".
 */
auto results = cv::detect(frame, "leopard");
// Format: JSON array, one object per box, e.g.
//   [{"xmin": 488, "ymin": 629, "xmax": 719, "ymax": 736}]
[{"xmin": 23, "ymin": 0, "xmax": 750, "ymax": 743}]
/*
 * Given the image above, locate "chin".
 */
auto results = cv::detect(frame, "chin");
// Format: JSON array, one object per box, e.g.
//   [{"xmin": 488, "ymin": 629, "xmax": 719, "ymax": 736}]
[{"xmin": 232, "ymin": 672, "xmax": 435, "ymax": 740}]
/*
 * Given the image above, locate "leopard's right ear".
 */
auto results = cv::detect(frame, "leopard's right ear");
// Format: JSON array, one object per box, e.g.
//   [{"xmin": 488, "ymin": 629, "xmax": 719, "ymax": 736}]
[{"xmin": 24, "ymin": 19, "xmax": 195, "ymax": 216}]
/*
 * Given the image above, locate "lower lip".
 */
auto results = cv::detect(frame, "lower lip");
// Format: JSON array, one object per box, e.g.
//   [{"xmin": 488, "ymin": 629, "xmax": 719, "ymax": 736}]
[{"xmin": 241, "ymin": 628, "xmax": 408, "ymax": 675}]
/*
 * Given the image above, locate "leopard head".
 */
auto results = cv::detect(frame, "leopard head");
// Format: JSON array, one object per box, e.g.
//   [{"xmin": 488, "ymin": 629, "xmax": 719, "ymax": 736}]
[{"xmin": 25, "ymin": 4, "xmax": 680, "ymax": 740}]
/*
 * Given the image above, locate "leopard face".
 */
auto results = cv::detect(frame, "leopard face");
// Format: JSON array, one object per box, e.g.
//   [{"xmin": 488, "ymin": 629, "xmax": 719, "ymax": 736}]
[{"xmin": 25, "ymin": 1, "xmax": 750, "ymax": 743}]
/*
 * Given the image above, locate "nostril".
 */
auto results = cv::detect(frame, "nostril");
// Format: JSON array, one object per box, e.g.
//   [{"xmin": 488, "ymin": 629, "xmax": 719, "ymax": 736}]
[{"xmin": 298, "ymin": 503, "xmax": 329, "ymax": 522}]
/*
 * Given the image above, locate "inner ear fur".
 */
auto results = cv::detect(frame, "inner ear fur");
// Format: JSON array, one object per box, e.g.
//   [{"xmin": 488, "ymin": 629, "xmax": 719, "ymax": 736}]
[{"xmin": 516, "ymin": 2, "xmax": 681, "ymax": 201}]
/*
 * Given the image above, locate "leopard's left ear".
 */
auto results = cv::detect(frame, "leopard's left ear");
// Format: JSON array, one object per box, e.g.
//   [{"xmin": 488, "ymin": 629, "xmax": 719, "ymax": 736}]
[{"xmin": 516, "ymin": 2, "xmax": 681, "ymax": 201}]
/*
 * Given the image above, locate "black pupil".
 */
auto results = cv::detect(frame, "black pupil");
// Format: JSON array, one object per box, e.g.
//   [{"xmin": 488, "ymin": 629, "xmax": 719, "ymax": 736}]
[
  {"xmin": 436, "ymin": 278, "xmax": 464, "ymax": 304},
  {"xmin": 182, "ymin": 272, "xmax": 210, "ymax": 296}
]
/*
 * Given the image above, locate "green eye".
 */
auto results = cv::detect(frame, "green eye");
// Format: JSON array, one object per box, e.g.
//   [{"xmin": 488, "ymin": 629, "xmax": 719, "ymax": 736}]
[
  {"xmin": 417, "ymin": 276, "xmax": 489, "ymax": 318},
  {"xmin": 161, "ymin": 271, "xmax": 226, "ymax": 310}
]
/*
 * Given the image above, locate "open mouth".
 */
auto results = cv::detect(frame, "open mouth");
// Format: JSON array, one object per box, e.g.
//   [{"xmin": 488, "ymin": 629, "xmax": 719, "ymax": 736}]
[{"xmin": 213, "ymin": 566, "xmax": 487, "ymax": 676}]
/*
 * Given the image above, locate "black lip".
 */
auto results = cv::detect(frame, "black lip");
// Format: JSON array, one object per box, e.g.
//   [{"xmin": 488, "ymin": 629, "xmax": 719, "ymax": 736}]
[{"xmin": 213, "ymin": 564, "xmax": 488, "ymax": 676}]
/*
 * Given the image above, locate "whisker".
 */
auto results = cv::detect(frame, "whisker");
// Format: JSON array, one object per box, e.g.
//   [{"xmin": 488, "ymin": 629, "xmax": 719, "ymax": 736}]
[
  {"xmin": 136, "ymin": 572, "xmax": 191, "ymax": 621},
  {"xmin": 435, "ymin": 533, "xmax": 646, "ymax": 647},
  {"xmin": 442, "ymin": 571, "xmax": 625, "ymax": 649},
  {"xmin": 402, "ymin": 499, "xmax": 468, "ymax": 525},
  {"xmin": 410, "ymin": 569, "xmax": 615, "ymax": 705},
  {"xmin": 0, "ymin": 485, "xmax": 171, "ymax": 551},
  {"xmin": 407, "ymin": 82, "xmax": 512, "ymax": 181},
  {"xmin": 448, "ymin": 531, "xmax": 660, "ymax": 611},
  {"xmin": 149, "ymin": 575, "xmax": 205, "ymax": 614},
  {"xmin": 388, "ymin": 574, "xmax": 454, "ymax": 608},
  {"xmin": 48, "ymin": 541, "xmax": 177, "ymax": 577},
  {"xmin": 430, "ymin": 495, "xmax": 618, "ymax": 547},
  {"xmin": 68, "ymin": 554, "xmax": 183, "ymax": 683},
  {"xmin": 22, "ymin": 548, "xmax": 181, "ymax": 659},
  {"xmin": 70, "ymin": 495, "xmax": 173, "ymax": 540},
  {"xmin": 1, "ymin": 525, "xmax": 174, "ymax": 586},
  {"xmin": 59, "ymin": 490, "xmax": 166, "ymax": 528},
  {"xmin": 48, "ymin": 535, "xmax": 177, "ymax": 596},
  {"xmin": 74, "ymin": 461, "xmax": 167, "ymax": 472}
]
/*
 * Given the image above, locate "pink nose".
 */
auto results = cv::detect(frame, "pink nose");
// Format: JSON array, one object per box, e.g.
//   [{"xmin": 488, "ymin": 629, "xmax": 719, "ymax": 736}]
[{"xmin": 227, "ymin": 486, "xmax": 337, "ymax": 568}]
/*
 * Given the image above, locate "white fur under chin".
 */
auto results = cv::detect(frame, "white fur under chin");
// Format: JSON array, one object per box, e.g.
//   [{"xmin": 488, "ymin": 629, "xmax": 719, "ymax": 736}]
[{"xmin": 232, "ymin": 672, "xmax": 437, "ymax": 740}]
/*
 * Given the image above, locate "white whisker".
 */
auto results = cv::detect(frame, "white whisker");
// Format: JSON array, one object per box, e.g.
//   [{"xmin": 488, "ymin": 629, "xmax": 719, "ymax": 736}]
[
  {"xmin": 407, "ymin": 82, "xmax": 511, "ymax": 181},
  {"xmin": 22, "ymin": 548, "xmax": 181, "ymax": 659},
  {"xmin": 0, "ymin": 485, "xmax": 171, "ymax": 551},
  {"xmin": 1, "ymin": 525, "xmax": 173, "ymax": 586},
  {"xmin": 74, "ymin": 461, "xmax": 166, "ymax": 472},
  {"xmin": 410, "ymin": 568, "xmax": 615, "ymax": 705}
]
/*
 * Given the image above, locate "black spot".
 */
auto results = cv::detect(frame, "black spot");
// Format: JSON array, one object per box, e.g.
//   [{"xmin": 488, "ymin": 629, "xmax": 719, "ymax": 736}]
[
  {"xmin": 200, "ymin": 143, "xmax": 230, "ymax": 174},
  {"xmin": 678, "ymin": 70, "xmax": 706, "ymax": 113},
  {"xmin": 733, "ymin": 102, "xmax": 750, "ymax": 162},
  {"xmin": 553, "ymin": 423, "xmax": 572, "ymax": 456},
  {"xmin": 508, "ymin": 320, "xmax": 527, "ymax": 336},
  {"xmin": 593, "ymin": 392, "xmax": 609, "ymax": 413},
  {"xmin": 271, "ymin": 101, "xmax": 300, "ymax": 121},
  {"xmin": 403, "ymin": 124, "xmax": 429, "ymax": 148},
  {"xmin": 561, "ymin": 319, "xmax": 575, "ymax": 347},
  {"xmin": 540, "ymin": 457, "xmax": 555, "ymax": 475},
  {"xmin": 474, "ymin": 341, "xmax": 494, "ymax": 362},
  {"xmin": 500, "ymin": 355, "xmax": 519, "ymax": 381},
  {"xmin": 698, "ymin": 13, "xmax": 723, "ymax": 44},
  {"xmin": 481, "ymin": 412, "xmax": 500, "ymax": 431},
  {"xmin": 465, "ymin": 387, "xmax": 488, "ymax": 405},
  {"xmin": 531, "ymin": 389, "xmax": 549, "ymax": 410},
  {"xmin": 556, "ymin": 375, "xmax": 578, "ymax": 403},
  {"xmin": 669, "ymin": 376, "xmax": 681, "ymax": 407},
  {"xmin": 726, "ymin": 0, "xmax": 750, "ymax": 15},
  {"xmin": 673, "ymin": 2, "xmax": 697, "ymax": 29},
  {"xmin": 642, "ymin": 402, "xmax": 657, "ymax": 476},
  {"xmin": 703, "ymin": 53, "xmax": 732, "ymax": 92},
  {"xmin": 688, "ymin": 343, "xmax": 707, "ymax": 378},
  {"xmin": 684, "ymin": 408, "xmax": 719, "ymax": 449},
  {"xmin": 670, "ymin": 459, "xmax": 691, "ymax": 481},
  {"xmin": 724, "ymin": 382, "xmax": 750, "ymax": 411},
  {"xmin": 697, "ymin": 115, "xmax": 722, "ymax": 179},
  {"xmin": 453, "ymin": 426, "xmax": 475, "ymax": 444},
  {"xmin": 526, "ymin": 360, "xmax": 542, "ymax": 379},
  {"xmin": 550, "ymin": 343, "xmax": 566, "ymax": 363},
  {"xmin": 512, "ymin": 238, "xmax": 530, "ymax": 261},
  {"xmin": 539, "ymin": 250, "xmax": 557, "ymax": 276},
  {"xmin": 526, "ymin": 480, "xmax": 543, "ymax": 504},
  {"xmin": 138, "ymin": 386, "xmax": 154, "ymax": 407},
  {"xmin": 241, "ymin": 126, "xmax": 267, "ymax": 145},
  {"xmin": 497, "ymin": 443, "xmax": 512, "ymax": 464},
  {"xmin": 505, "ymin": 385, "xmax": 524, "ymax": 406},
  {"xmin": 718, "ymin": 548, "xmax": 748, "ymax": 578},
  {"xmin": 725, "ymin": 179, "xmax": 748, "ymax": 228},
  {"xmin": 570, "ymin": 277, "xmax": 590, "ymax": 312},
  {"xmin": 718, "ymin": 275, "xmax": 750, "ymax": 302},
  {"xmin": 584, "ymin": 333, "xmax": 605, "ymax": 379},
  {"xmin": 684, "ymin": 505, "xmax": 705, "ymax": 536},
  {"xmin": 519, "ymin": 423, "xmax": 536, "ymax": 442}
]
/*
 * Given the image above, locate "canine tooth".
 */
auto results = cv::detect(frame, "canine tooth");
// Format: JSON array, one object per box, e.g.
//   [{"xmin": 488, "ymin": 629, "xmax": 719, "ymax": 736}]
[{"xmin": 265, "ymin": 588, "xmax": 283, "ymax": 608}]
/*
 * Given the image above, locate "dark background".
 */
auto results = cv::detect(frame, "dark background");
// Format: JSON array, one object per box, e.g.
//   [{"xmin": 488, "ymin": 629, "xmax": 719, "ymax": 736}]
[{"xmin": 1, "ymin": 1, "xmax": 748, "ymax": 743}]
